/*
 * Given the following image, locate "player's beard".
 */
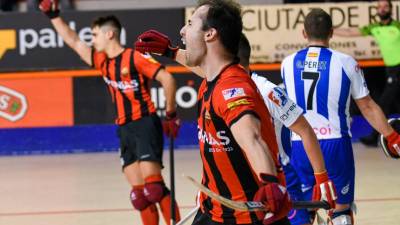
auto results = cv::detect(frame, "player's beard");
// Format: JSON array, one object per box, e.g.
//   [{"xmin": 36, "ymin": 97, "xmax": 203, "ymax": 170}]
[
  {"xmin": 185, "ymin": 41, "xmax": 206, "ymax": 67},
  {"xmin": 378, "ymin": 11, "xmax": 391, "ymax": 21}
]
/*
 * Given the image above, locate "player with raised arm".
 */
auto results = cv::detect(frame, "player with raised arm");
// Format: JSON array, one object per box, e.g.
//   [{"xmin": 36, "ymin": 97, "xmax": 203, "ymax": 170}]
[
  {"xmin": 281, "ymin": 8, "xmax": 400, "ymax": 225},
  {"xmin": 139, "ymin": 0, "xmax": 292, "ymax": 224},
  {"xmin": 136, "ymin": 30, "xmax": 337, "ymax": 225},
  {"xmin": 38, "ymin": 1, "xmax": 181, "ymax": 225},
  {"xmin": 334, "ymin": 0, "xmax": 400, "ymax": 146}
]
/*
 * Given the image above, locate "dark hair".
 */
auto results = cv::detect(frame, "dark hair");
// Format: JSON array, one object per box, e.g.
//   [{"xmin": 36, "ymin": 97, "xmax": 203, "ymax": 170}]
[
  {"xmin": 91, "ymin": 15, "xmax": 122, "ymax": 39},
  {"xmin": 238, "ymin": 33, "xmax": 251, "ymax": 68},
  {"xmin": 197, "ymin": 0, "xmax": 243, "ymax": 57},
  {"xmin": 304, "ymin": 8, "xmax": 332, "ymax": 41}
]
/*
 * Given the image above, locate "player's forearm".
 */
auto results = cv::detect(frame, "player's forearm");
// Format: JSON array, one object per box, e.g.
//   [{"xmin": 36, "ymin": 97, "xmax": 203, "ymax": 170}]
[
  {"xmin": 161, "ymin": 74, "xmax": 177, "ymax": 113},
  {"xmin": 51, "ymin": 17, "xmax": 81, "ymax": 50},
  {"xmin": 245, "ymin": 137, "xmax": 277, "ymax": 177},
  {"xmin": 175, "ymin": 49, "xmax": 205, "ymax": 78},
  {"xmin": 231, "ymin": 115, "xmax": 277, "ymax": 177},
  {"xmin": 359, "ymin": 99, "xmax": 393, "ymax": 137},
  {"xmin": 333, "ymin": 28, "xmax": 362, "ymax": 37},
  {"xmin": 289, "ymin": 117, "xmax": 326, "ymax": 173}
]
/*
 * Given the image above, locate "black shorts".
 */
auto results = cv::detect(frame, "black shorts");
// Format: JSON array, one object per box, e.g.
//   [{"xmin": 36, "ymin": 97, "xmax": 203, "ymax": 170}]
[
  {"xmin": 191, "ymin": 210, "xmax": 290, "ymax": 225},
  {"xmin": 117, "ymin": 114, "xmax": 164, "ymax": 168},
  {"xmin": 386, "ymin": 64, "xmax": 400, "ymax": 85}
]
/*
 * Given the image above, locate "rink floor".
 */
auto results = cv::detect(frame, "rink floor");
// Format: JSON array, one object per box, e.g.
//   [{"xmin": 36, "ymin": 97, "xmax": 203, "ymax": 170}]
[{"xmin": 0, "ymin": 143, "xmax": 399, "ymax": 225}]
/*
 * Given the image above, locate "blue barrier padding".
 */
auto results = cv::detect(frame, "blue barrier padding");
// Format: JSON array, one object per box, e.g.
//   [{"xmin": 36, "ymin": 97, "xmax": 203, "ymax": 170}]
[
  {"xmin": 0, "ymin": 122, "xmax": 198, "ymax": 156},
  {"xmin": 1, "ymin": 115, "xmax": 398, "ymax": 156}
]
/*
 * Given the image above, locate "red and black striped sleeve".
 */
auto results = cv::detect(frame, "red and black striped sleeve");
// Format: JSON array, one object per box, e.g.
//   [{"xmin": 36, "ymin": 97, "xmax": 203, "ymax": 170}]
[{"xmin": 133, "ymin": 51, "xmax": 164, "ymax": 80}]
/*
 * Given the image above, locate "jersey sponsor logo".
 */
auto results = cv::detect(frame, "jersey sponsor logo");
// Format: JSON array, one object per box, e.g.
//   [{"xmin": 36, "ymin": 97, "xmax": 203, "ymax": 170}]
[
  {"xmin": 279, "ymin": 102, "xmax": 299, "ymax": 121},
  {"xmin": 0, "ymin": 86, "xmax": 28, "ymax": 122},
  {"xmin": 103, "ymin": 76, "xmax": 139, "ymax": 91},
  {"xmin": 295, "ymin": 60, "xmax": 327, "ymax": 70},
  {"xmin": 222, "ymin": 88, "xmax": 245, "ymax": 100},
  {"xmin": 227, "ymin": 98, "xmax": 251, "ymax": 110},
  {"xmin": 312, "ymin": 125, "xmax": 332, "ymax": 136},
  {"xmin": 268, "ymin": 87, "xmax": 288, "ymax": 107},
  {"xmin": 198, "ymin": 126, "xmax": 231, "ymax": 146},
  {"xmin": 0, "ymin": 29, "xmax": 16, "ymax": 59}
]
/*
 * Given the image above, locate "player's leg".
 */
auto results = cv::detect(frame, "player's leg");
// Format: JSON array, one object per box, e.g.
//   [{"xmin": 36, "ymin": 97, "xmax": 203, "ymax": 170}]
[
  {"xmin": 119, "ymin": 124, "xmax": 159, "ymax": 225},
  {"xmin": 137, "ymin": 114, "xmax": 181, "ymax": 225},
  {"xmin": 124, "ymin": 162, "xmax": 159, "ymax": 225},
  {"xmin": 317, "ymin": 138, "xmax": 355, "ymax": 225},
  {"xmin": 290, "ymin": 141, "xmax": 320, "ymax": 224},
  {"xmin": 321, "ymin": 138, "xmax": 355, "ymax": 225},
  {"xmin": 282, "ymin": 162, "xmax": 313, "ymax": 225}
]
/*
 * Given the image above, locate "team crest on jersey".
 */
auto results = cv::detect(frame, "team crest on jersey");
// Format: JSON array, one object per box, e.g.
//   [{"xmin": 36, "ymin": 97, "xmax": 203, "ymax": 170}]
[
  {"xmin": 121, "ymin": 67, "xmax": 129, "ymax": 76},
  {"xmin": 204, "ymin": 110, "xmax": 211, "ymax": 121},
  {"xmin": 222, "ymin": 88, "xmax": 245, "ymax": 100},
  {"xmin": 268, "ymin": 87, "xmax": 287, "ymax": 107}
]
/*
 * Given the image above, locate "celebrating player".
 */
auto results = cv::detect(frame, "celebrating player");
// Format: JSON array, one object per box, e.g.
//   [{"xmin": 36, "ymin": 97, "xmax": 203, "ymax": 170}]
[
  {"xmin": 38, "ymin": 0, "xmax": 181, "ymax": 224},
  {"xmin": 136, "ymin": 29, "xmax": 337, "ymax": 224},
  {"xmin": 137, "ymin": 0, "xmax": 291, "ymax": 224},
  {"xmin": 281, "ymin": 8, "xmax": 400, "ymax": 224}
]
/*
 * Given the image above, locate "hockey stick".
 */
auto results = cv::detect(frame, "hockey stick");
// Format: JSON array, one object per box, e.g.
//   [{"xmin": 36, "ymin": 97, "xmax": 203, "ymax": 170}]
[
  {"xmin": 170, "ymin": 136, "xmax": 176, "ymax": 225},
  {"xmin": 185, "ymin": 175, "xmax": 331, "ymax": 211},
  {"xmin": 175, "ymin": 205, "xmax": 200, "ymax": 225}
]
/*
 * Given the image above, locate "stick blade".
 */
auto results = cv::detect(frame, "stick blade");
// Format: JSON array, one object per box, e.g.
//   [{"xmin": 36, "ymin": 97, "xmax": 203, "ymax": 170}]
[{"xmin": 184, "ymin": 175, "xmax": 267, "ymax": 212}]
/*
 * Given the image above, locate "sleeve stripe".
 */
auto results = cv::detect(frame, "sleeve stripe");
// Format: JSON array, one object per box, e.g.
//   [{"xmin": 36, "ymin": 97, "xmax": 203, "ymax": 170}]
[
  {"xmin": 152, "ymin": 65, "xmax": 165, "ymax": 80},
  {"xmin": 228, "ymin": 110, "xmax": 260, "ymax": 128}
]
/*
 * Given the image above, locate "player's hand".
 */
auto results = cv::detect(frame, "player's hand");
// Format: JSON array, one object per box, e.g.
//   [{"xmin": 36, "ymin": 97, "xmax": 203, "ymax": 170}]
[
  {"xmin": 254, "ymin": 174, "xmax": 291, "ymax": 225},
  {"xmin": 39, "ymin": 0, "xmax": 60, "ymax": 19},
  {"xmin": 386, "ymin": 131, "xmax": 400, "ymax": 157},
  {"xmin": 162, "ymin": 111, "xmax": 180, "ymax": 138},
  {"xmin": 135, "ymin": 30, "xmax": 178, "ymax": 59},
  {"xmin": 312, "ymin": 170, "xmax": 337, "ymax": 209}
]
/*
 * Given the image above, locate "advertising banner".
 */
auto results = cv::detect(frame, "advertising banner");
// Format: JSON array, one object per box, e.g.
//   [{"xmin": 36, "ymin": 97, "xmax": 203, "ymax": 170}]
[
  {"xmin": 0, "ymin": 77, "xmax": 73, "ymax": 128},
  {"xmin": 0, "ymin": 9, "xmax": 183, "ymax": 72},
  {"xmin": 186, "ymin": 2, "xmax": 400, "ymax": 63}
]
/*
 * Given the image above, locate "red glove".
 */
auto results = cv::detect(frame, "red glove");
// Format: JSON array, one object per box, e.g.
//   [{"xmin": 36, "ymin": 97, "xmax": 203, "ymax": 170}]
[
  {"xmin": 254, "ymin": 174, "xmax": 291, "ymax": 225},
  {"xmin": 39, "ymin": 0, "xmax": 60, "ymax": 19},
  {"xmin": 163, "ymin": 111, "xmax": 180, "ymax": 138},
  {"xmin": 312, "ymin": 170, "xmax": 337, "ymax": 209},
  {"xmin": 135, "ymin": 30, "xmax": 178, "ymax": 59},
  {"xmin": 386, "ymin": 131, "xmax": 400, "ymax": 157}
]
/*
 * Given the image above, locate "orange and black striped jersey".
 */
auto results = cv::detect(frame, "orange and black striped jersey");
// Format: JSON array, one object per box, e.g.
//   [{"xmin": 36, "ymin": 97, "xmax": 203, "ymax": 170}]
[
  {"xmin": 197, "ymin": 63, "xmax": 282, "ymax": 224},
  {"xmin": 92, "ymin": 48, "xmax": 162, "ymax": 125}
]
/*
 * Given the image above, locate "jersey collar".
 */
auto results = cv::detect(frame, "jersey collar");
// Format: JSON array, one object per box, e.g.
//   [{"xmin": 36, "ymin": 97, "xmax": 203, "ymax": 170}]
[{"xmin": 207, "ymin": 59, "xmax": 239, "ymax": 84}]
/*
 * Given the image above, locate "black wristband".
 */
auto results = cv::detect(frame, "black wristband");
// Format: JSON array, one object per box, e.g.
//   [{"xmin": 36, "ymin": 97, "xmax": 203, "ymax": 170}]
[
  {"xmin": 164, "ymin": 46, "xmax": 178, "ymax": 59},
  {"xmin": 45, "ymin": 9, "xmax": 60, "ymax": 19},
  {"xmin": 260, "ymin": 173, "xmax": 279, "ymax": 184}
]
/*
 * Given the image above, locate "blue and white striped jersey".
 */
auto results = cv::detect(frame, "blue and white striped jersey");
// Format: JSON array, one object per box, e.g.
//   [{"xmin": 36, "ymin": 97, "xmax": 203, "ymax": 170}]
[
  {"xmin": 251, "ymin": 72, "xmax": 303, "ymax": 165},
  {"xmin": 281, "ymin": 46, "xmax": 369, "ymax": 141}
]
